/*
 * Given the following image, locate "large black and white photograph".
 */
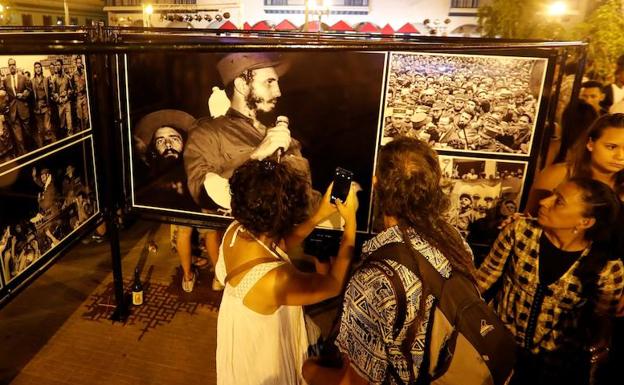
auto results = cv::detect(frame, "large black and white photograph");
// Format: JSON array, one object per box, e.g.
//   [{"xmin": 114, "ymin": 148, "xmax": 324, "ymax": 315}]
[
  {"xmin": 0, "ymin": 136, "xmax": 98, "ymax": 284},
  {"xmin": 381, "ymin": 52, "xmax": 547, "ymax": 155},
  {"xmin": 0, "ymin": 54, "xmax": 91, "ymax": 169},
  {"xmin": 126, "ymin": 51, "xmax": 386, "ymax": 231},
  {"xmin": 438, "ymin": 155, "xmax": 527, "ymax": 242}
]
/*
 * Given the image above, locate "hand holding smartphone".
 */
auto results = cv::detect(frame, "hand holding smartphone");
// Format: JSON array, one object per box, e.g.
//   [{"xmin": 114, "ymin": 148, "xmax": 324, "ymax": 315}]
[{"xmin": 330, "ymin": 167, "xmax": 353, "ymax": 204}]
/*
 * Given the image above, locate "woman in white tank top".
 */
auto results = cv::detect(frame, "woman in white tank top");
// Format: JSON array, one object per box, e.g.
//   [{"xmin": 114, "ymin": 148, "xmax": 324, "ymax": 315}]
[{"xmin": 216, "ymin": 159, "xmax": 357, "ymax": 385}]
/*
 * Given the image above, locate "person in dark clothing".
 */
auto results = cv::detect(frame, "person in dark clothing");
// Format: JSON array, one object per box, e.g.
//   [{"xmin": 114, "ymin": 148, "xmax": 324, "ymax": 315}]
[
  {"xmin": 580, "ymin": 81, "xmax": 608, "ymax": 115},
  {"xmin": 1, "ymin": 58, "xmax": 31, "ymax": 155},
  {"xmin": 554, "ymin": 101, "xmax": 598, "ymax": 164}
]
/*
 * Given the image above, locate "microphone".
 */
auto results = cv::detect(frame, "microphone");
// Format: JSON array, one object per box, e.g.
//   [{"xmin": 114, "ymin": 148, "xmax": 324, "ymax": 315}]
[{"xmin": 275, "ymin": 115, "xmax": 289, "ymax": 162}]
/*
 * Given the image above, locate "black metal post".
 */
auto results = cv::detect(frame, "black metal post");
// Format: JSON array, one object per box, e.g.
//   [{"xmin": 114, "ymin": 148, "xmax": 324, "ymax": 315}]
[{"xmin": 89, "ymin": 50, "xmax": 129, "ymax": 322}]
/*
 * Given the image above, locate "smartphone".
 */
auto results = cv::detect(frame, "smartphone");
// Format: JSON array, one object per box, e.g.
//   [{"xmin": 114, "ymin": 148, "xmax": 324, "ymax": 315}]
[{"xmin": 330, "ymin": 167, "xmax": 353, "ymax": 204}]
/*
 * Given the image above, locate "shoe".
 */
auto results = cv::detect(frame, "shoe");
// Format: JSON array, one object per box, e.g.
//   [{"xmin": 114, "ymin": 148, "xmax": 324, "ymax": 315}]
[
  {"xmin": 91, "ymin": 234, "xmax": 105, "ymax": 244},
  {"xmin": 81, "ymin": 233, "xmax": 105, "ymax": 245},
  {"xmin": 182, "ymin": 270, "xmax": 196, "ymax": 293},
  {"xmin": 211, "ymin": 277, "xmax": 224, "ymax": 291},
  {"xmin": 192, "ymin": 256, "xmax": 211, "ymax": 270}
]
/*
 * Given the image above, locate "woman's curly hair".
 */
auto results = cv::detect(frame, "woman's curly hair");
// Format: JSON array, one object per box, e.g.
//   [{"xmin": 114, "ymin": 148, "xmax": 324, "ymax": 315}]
[{"xmin": 230, "ymin": 159, "xmax": 310, "ymax": 240}]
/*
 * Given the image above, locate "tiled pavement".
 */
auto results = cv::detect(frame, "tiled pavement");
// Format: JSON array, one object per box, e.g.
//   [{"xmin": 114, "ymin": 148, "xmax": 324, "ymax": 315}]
[{"xmin": 0, "ymin": 221, "xmax": 223, "ymax": 385}]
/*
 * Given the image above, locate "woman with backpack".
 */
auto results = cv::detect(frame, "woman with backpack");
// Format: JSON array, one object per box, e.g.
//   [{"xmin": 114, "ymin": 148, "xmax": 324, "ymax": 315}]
[
  {"xmin": 477, "ymin": 178, "xmax": 624, "ymax": 385},
  {"xmin": 303, "ymin": 137, "xmax": 479, "ymax": 385}
]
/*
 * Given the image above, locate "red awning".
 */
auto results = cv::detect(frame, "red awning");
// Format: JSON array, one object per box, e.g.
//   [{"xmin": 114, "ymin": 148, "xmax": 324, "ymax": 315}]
[
  {"xmin": 381, "ymin": 24, "xmax": 394, "ymax": 35},
  {"xmin": 356, "ymin": 22, "xmax": 381, "ymax": 33},
  {"xmin": 330, "ymin": 20, "xmax": 354, "ymax": 32},
  {"xmin": 252, "ymin": 20, "xmax": 272, "ymax": 31},
  {"xmin": 243, "ymin": 22, "xmax": 252, "ymax": 30},
  {"xmin": 275, "ymin": 19, "xmax": 297, "ymax": 31},
  {"xmin": 219, "ymin": 20, "xmax": 237, "ymax": 30},
  {"xmin": 397, "ymin": 22, "xmax": 419, "ymax": 34},
  {"xmin": 300, "ymin": 20, "xmax": 328, "ymax": 32}
]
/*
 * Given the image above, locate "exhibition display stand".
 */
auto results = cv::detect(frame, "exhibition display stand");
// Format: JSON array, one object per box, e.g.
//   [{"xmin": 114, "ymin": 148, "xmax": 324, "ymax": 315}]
[{"xmin": 0, "ymin": 26, "xmax": 586, "ymax": 320}]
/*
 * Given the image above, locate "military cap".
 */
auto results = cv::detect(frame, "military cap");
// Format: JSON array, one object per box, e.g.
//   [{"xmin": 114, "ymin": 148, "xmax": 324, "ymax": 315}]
[{"xmin": 216, "ymin": 52, "xmax": 289, "ymax": 87}]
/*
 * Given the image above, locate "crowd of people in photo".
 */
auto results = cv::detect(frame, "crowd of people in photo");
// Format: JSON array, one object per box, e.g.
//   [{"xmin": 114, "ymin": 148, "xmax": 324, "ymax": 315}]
[
  {"xmin": 383, "ymin": 53, "xmax": 541, "ymax": 154},
  {"xmin": 0, "ymin": 55, "xmax": 90, "ymax": 164},
  {"xmin": 0, "ymin": 161, "xmax": 96, "ymax": 283}
]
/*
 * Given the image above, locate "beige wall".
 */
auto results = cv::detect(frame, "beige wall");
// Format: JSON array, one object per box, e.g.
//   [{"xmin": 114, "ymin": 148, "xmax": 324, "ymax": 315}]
[{"xmin": 3, "ymin": 1, "xmax": 106, "ymax": 26}]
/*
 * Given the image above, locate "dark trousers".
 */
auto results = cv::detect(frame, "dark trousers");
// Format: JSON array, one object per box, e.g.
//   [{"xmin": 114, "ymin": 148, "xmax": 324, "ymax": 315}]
[{"xmin": 510, "ymin": 347, "xmax": 589, "ymax": 385}]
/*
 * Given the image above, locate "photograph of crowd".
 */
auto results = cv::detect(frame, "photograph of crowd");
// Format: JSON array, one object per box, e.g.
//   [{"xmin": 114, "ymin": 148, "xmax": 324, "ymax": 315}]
[
  {"xmin": 438, "ymin": 155, "xmax": 527, "ymax": 240},
  {"xmin": 381, "ymin": 52, "xmax": 548, "ymax": 155},
  {"xmin": 126, "ymin": 51, "xmax": 386, "ymax": 231},
  {"xmin": 0, "ymin": 54, "xmax": 91, "ymax": 168},
  {"xmin": 0, "ymin": 137, "xmax": 98, "ymax": 284}
]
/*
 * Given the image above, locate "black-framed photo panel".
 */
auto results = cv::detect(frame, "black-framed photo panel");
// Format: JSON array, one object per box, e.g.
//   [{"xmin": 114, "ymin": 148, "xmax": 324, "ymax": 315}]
[
  {"xmin": 381, "ymin": 51, "xmax": 548, "ymax": 156},
  {"xmin": 123, "ymin": 51, "xmax": 388, "ymax": 233},
  {"xmin": 0, "ymin": 135, "xmax": 99, "ymax": 285},
  {"xmin": 0, "ymin": 54, "xmax": 92, "ymax": 171}
]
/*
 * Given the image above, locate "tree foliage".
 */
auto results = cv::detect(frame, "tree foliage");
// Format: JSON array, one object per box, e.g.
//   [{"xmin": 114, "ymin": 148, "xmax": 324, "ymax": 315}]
[
  {"xmin": 571, "ymin": 0, "xmax": 624, "ymax": 81},
  {"xmin": 477, "ymin": 0, "xmax": 564, "ymax": 39},
  {"xmin": 478, "ymin": 0, "xmax": 624, "ymax": 82}
]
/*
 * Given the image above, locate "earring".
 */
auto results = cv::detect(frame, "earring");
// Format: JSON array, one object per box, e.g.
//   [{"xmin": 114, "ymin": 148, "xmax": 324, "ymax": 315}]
[{"xmin": 572, "ymin": 227, "xmax": 579, "ymax": 235}]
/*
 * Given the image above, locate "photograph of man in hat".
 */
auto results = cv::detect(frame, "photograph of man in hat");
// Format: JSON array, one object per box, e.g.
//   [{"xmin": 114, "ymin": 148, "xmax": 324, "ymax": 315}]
[
  {"xmin": 134, "ymin": 109, "xmax": 198, "ymax": 212},
  {"xmin": 184, "ymin": 52, "xmax": 312, "ymax": 213},
  {"xmin": 126, "ymin": 51, "xmax": 385, "ymax": 233},
  {"xmin": 382, "ymin": 106, "xmax": 411, "ymax": 140},
  {"xmin": 133, "ymin": 109, "xmax": 217, "ymax": 292}
]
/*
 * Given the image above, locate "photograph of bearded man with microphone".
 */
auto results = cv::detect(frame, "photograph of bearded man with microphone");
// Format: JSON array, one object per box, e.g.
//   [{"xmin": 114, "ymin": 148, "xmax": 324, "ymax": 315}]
[
  {"xmin": 184, "ymin": 53, "xmax": 317, "ymax": 217},
  {"xmin": 127, "ymin": 51, "xmax": 385, "ymax": 233}
]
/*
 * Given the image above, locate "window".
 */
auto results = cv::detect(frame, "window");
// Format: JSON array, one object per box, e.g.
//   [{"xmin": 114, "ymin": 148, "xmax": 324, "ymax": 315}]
[
  {"xmin": 56, "ymin": 16, "xmax": 64, "ymax": 25},
  {"xmin": 21, "ymin": 14, "xmax": 33, "ymax": 26},
  {"xmin": 450, "ymin": 0, "xmax": 480, "ymax": 7},
  {"xmin": 70, "ymin": 17, "xmax": 78, "ymax": 25},
  {"xmin": 86, "ymin": 18, "xmax": 93, "ymax": 26},
  {"xmin": 43, "ymin": 15, "xmax": 52, "ymax": 25}
]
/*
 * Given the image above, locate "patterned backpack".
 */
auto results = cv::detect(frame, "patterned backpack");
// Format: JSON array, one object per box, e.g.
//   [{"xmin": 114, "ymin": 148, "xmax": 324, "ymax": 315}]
[{"xmin": 366, "ymin": 242, "xmax": 516, "ymax": 385}]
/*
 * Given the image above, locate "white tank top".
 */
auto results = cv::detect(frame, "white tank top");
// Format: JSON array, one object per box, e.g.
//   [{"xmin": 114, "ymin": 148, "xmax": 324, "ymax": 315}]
[{"xmin": 215, "ymin": 222, "xmax": 311, "ymax": 385}]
